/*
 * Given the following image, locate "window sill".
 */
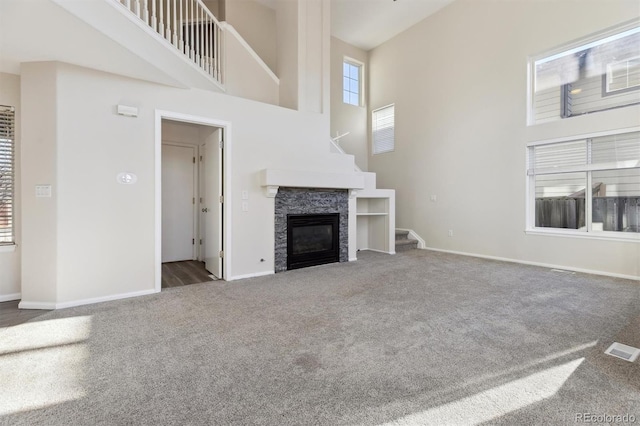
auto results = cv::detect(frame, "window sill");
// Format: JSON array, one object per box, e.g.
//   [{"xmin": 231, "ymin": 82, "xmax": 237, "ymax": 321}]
[
  {"xmin": 0, "ymin": 244, "xmax": 16, "ymax": 253},
  {"xmin": 525, "ymin": 228, "xmax": 640, "ymax": 243}
]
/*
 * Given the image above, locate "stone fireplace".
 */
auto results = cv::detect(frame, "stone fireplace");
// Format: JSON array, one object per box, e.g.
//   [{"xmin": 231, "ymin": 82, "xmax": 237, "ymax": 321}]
[{"xmin": 274, "ymin": 188, "xmax": 349, "ymax": 272}]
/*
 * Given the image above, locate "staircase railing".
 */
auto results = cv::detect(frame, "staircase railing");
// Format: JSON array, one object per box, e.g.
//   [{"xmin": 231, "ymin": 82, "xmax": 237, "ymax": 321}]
[{"xmin": 115, "ymin": 0, "xmax": 223, "ymax": 84}]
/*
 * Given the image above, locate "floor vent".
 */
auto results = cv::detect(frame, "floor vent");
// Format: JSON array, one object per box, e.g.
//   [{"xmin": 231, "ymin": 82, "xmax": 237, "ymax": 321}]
[
  {"xmin": 605, "ymin": 342, "xmax": 640, "ymax": 362},
  {"xmin": 550, "ymin": 268, "xmax": 576, "ymax": 274}
]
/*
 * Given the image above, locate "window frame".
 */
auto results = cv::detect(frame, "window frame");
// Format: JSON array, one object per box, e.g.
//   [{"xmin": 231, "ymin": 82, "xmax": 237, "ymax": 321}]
[
  {"xmin": 342, "ymin": 57, "xmax": 364, "ymax": 107},
  {"xmin": 0, "ymin": 105, "xmax": 15, "ymax": 247},
  {"xmin": 527, "ymin": 19, "xmax": 640, "ymax": 126},
  {"xmin": 525, "ymin": 127, "xmax": 640, "ymax": 242},
  {"xmin": 602, "ymin": 55, "xmax": 640, "ymax": 97},
  {"xmin": 371, "ymin": 104, "xmax": 395, "ymax": 155}
]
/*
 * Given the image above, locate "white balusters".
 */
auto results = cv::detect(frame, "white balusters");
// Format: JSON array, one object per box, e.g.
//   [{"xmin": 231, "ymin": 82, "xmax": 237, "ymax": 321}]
[{"xmin": 114, "ymin": 0, "xmax": 222, "ymax": 84}]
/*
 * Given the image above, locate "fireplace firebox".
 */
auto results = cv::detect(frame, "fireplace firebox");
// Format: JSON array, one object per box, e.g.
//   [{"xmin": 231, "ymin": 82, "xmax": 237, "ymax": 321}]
[{"xmin": 287, "ymin": 213, "xmax": 340, "ymax": 270}]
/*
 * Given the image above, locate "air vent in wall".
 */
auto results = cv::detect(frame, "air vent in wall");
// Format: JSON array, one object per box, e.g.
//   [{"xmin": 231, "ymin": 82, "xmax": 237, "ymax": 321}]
[{"xmin": 605, "ymin": 342, "xmax": 640, "ymax": 362}]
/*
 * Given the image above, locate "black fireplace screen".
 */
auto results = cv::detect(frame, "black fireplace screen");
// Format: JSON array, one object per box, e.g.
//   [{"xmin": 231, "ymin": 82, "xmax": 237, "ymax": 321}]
[{"xmin": 287, "ymin": 214, "xmax": 339, "ymax": 270}]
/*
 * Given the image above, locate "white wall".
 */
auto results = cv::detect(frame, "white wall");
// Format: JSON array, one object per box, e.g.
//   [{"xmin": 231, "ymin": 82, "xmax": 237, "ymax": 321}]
[
  {"xmin": 276, "ymin": 0, "xmax": 299, "ymax": 110},
  {"xmin": 224, "ymin": 0, "xmax": 277, "ymax": 73},
  {"xmin": 224, "ymin": 24, "xmax": 279, "ymax": 106},
  {"xmin": 330, "ymin": 37, "xmax": 368, "ymax": 171},
  {"xmin": 0, "ymin": 72, "xmax": 20, "ymax": 300},
  {"xmin": 19, "ymin": 61, "xmax": 355, "ymax": 306},
  {"xmin": 368, "ymin": 0, "xmax": 640, "ymax": 278}
]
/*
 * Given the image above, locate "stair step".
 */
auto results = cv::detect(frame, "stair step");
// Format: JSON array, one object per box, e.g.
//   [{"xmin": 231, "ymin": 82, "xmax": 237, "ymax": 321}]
[
  {"xmin": 395, "ymin": 238, "xmax": 418, "ymax": 252},
  {"xmin": 395, "ymin": 230, "xmax": 410, "ymax": 240}
]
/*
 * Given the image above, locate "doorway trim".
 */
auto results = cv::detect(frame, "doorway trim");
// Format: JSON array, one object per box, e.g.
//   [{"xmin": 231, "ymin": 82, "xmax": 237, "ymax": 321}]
[{"xmin": 155, "ymin": 110, "xmax": 232, "ymax": 292}]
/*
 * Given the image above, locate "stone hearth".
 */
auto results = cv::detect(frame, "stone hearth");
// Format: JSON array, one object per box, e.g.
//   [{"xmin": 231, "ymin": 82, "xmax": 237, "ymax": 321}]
[{"xmin": 274, "ymin": 188, "xmax": 349, "ymax": 272}]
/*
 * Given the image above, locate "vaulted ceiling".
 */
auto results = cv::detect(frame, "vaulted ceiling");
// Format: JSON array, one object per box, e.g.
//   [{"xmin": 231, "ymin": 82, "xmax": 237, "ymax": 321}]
[{"xmin": 330, "ymin": 0, "xmax": 455, "ymax": 51}]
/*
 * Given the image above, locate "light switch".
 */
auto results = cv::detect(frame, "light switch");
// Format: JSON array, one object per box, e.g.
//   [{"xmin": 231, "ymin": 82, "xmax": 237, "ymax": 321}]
[
  {"xmin": 35, "ymin": 185, "xmax": 52, "ymax": 198},
  {"xmin": 430, "ymin": 195, "xmax": 437, "ymax": 202},
  {"xmin": 241, "ymin": 190, "xmax": 249, "ymax": 200},
  {"xmin": 242, "ymin": 202, "xmax": 249, "ymax": 212}
]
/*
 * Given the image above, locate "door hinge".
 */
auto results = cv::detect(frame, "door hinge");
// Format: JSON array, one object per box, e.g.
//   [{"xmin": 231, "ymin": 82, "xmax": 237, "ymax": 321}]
[
  {"xmin": 199, "ymin": 197, "xmax": 203, "ymax": 203},
  {"xmin": 199, "ymin": 239, "xmax": 202, "ymax": 245},
  {"xmin": 192, "ymin": 238, "xmax": 195, "ymax": 245},
  {"xmin": 193, "ymin": 157, "xmax": 196, "ymax": 164},
  {"xmin": 193, "ymin": 197, "xmax": 195, "ymax": 205},
  {"xmin": 200, "ymin": 155, "xmax": 203, "ymax": 162},
  {"xmin": 219, "ymin": 195, "xmax": 224, "ymax": 203},
  {"xmin": 219, "ymin": 250, "xmax": 224, "ymax": 258},
  {"xmin": 219, "ymin": 140, "xmax": 224, "ymax": 149}
]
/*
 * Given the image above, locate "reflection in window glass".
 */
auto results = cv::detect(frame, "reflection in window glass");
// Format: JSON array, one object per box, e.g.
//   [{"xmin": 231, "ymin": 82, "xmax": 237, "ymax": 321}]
[
  {"xmin": 531, "ymin": 25, "xmax": 640, "ymax": 124},
  {"xmin": 535, "ymin": 173, "xmax": 587, "ymax": 229},
  {"xmin": 592, "ymin": 169, "xmax": 640, "ymax": 233}
]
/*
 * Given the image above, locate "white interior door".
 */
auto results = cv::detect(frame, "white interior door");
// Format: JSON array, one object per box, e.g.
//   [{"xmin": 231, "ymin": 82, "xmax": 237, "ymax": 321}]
[
  {"xmin": 162, "ymin": 144, "xmax": 195, "ymax": 263},
  {"xmin": 203, "ymin": 129, "xmax": 222, "ymax": 277}
]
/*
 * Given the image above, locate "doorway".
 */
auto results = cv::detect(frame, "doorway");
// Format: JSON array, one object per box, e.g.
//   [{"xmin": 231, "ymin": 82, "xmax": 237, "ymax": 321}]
[{"xmin": 157, "ymin": 113, "xmax": 229, "ymax": 290}]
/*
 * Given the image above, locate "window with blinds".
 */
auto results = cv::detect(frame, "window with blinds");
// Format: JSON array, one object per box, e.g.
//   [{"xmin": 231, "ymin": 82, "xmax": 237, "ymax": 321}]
[
  {"xmin": 0, "ymin": 106, "xmax": 15, "ymax": 245},
  {"xmin": 372, "ymin": 104, "xmax": 394, "ymax": 155},
  {"xmin": 527, "ymin": 130, "xmax": 640, "ymax": 236}
]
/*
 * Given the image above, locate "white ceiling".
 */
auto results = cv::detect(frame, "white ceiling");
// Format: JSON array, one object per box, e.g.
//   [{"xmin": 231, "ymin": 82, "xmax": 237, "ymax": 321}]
[{"xmin": 331, "ymin": 0, "xmax": 455, "ymax": 51}]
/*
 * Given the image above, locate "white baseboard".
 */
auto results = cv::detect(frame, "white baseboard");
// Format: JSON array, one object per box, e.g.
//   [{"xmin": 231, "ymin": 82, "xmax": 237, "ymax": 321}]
[
  {"xmin": 422, "ymin": 246, "xmax": 640, "ymax": 281},
  {"xmin": 1, "ymin": 293, "xmax": 21, "ymax": 302},
  {"xmin": 228, "ymin": 270, "xmax": 275, "ymax": 281},
  {"xmin": 357, "ymin": 248, "xmax": 396, "ymax": 255},
  {"xmin": 18, "ymin": 301, "xmax": 56, "ymax": 310},
  {"xmin": 349, "ymin": 257, "xmax": 358, "ymax": 262},
  {"xmin": 19, "ymin": 288, "xmax": 159, "ymax": 310},
  {"xmin": 396, "ymin": 228, "xmax": 426, "ymax": 249}
]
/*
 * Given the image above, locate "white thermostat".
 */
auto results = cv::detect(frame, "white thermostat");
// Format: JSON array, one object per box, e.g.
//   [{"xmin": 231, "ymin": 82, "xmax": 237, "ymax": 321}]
[
  {"xmin": 117, "ymin": 172, "xmax": 138, "ymax": 185},
  {"xmin": 35, "ymin": 185, "xmax": 52, "ymax": 198}
]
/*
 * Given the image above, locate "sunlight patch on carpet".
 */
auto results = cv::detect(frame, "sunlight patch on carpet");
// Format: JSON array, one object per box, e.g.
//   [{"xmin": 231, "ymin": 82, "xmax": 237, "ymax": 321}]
[
  {"xmin": 0, "ymin": 316, "xmax": 92, "ymax": 416},
  {"xmin": 381, "ymin": 358, "xmax": 584, "ymax": 426}
]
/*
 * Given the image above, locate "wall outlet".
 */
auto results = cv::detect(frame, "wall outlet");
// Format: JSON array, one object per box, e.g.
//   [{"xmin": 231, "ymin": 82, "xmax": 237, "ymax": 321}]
[
  {"xmin": 448, "ymin": 229, "xmax": 454, "ymax": 237},
  {"xmin": 242, "ymin": 201, "xmax": 249, "ymax": 212}
]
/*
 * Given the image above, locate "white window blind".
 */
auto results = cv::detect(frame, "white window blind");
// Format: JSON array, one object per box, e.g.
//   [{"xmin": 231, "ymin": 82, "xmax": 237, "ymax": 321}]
[
  {"xmin": 0, "ymin": 106, "xmax": 15, "ymax": 245},
  {"xmin": 372, "ymin": 104, "xmax": 395, "ymax": 155}
]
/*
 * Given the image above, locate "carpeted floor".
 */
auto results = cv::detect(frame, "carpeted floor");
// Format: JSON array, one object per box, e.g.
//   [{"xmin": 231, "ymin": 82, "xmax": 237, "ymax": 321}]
[{"xmin": 1, "ymin": 250, "xmax": 639, "ymax": 425}]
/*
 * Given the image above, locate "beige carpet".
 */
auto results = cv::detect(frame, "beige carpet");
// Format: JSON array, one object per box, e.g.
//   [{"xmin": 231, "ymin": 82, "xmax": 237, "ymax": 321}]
[{"xmin": 1, "ymin": 250, "xmax": 639, "ymax": 425}]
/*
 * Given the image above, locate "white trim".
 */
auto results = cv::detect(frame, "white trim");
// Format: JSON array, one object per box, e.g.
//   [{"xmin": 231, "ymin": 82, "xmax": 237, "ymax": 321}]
[
  {"xmin": 525, "ymin": 228, "xmax": 640, "ymax": 242},
  {"xmin": 396, "ymin": 228, "xmax": 426, "ymax": 249},
  {"xmin": 227, "ymin": 270, "xmax": 274, "ymax": 281},
  {"xmin": 349, "ymin": 257, "xmax": 358, "ymax": 262},
  {"xmin": 0, "ymin": 244, "xmax": 16, "ymax": 253},
  {"xmin": 0, "ymin": 292, "xmax": 20, "ymax": 302},
  {"xmin": 421, "ymin": 246, "xmax": 640, "ymax": 281},
  {"xmin": 155, "ymin": 110, "xmax": 233, "ymax": 284},
  {"xmin": 220, "ymin": 22, "xmax": 279, "ymax": 85},
  {"xmin": 358, "ymin": 248, "xmax": 396, "ymax": 255},
  {"xmin": 19, "ymin": 289, "xmax": 160, "ymax": 310},
  {"xmin": 18, "ymin": 301, "xmax": 56, "ymax": 310},
  {"xmin": 527, "ymin": 126, "xmax": 640, "ymax": 147}
]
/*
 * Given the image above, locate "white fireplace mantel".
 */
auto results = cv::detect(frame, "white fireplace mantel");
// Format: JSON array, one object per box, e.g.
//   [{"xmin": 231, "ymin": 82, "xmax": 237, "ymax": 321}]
[{"xmin": 260, "ymin": 169, "xmax": 365, "ymax": 198}]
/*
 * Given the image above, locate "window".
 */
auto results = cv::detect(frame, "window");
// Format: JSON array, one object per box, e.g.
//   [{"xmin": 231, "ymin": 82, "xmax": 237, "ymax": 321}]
[
  {"xmin": 372, "ymin": 104, "xmax": 395, "ymax": 155},
  {"xmin": 527, "ymin": 129, "xmax": 640, "ymax": 239},
  {"xmin": 0, "ymin": 105, "xmax": 15, "ymax": 245},
  {"xmin": 530, "ymin": 23, "xmax": 640, "ymax": 124},
  {"xmin": 343, "ymin": 60, "xmax": 362, "ymax": 106}
]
